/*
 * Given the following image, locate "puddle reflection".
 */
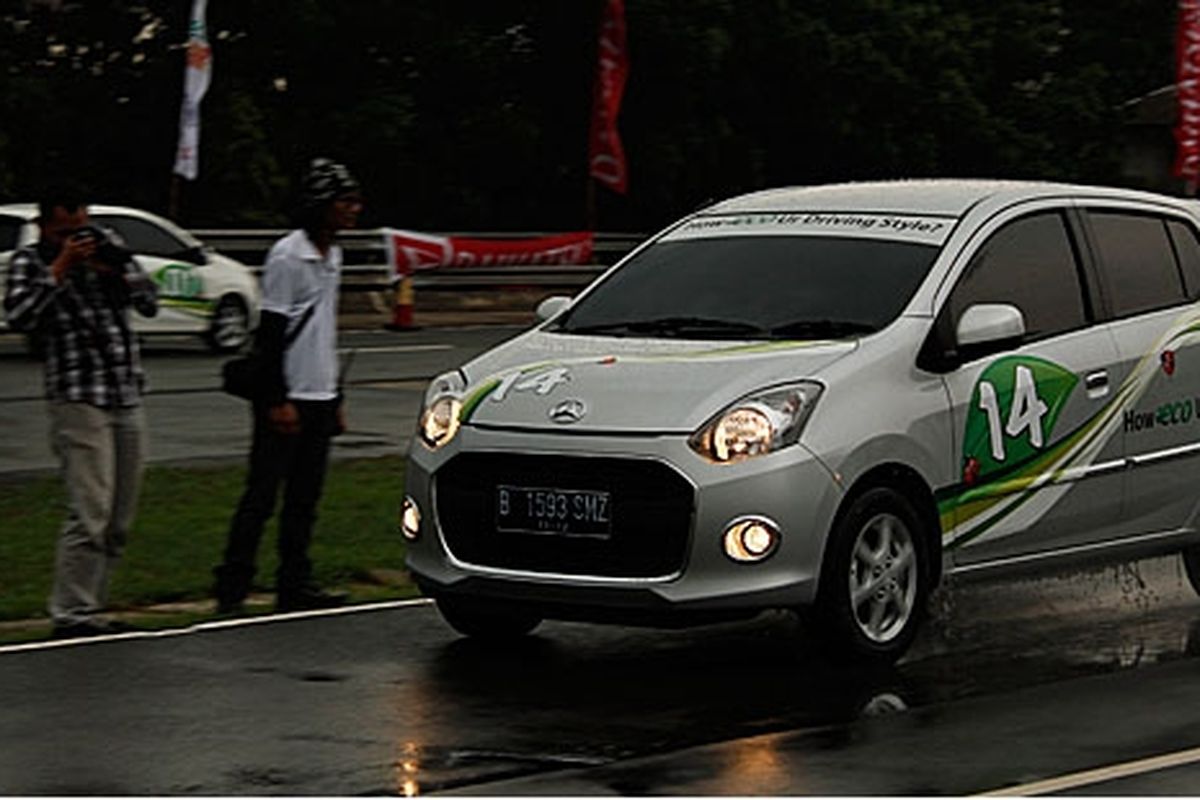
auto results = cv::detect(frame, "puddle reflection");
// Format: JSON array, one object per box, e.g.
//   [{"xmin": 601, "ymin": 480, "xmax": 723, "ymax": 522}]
[
  {"xmin": 390, "ymin": 615, "xmax": 921, "ymax": 793},
  {"xmin": 411, "ymin": 614, "xmax": 919, "ymax": 744},
  {"xmin": 387, "ymin": 560, "xmax": 1200, "ymax": 793},
  {"xmin": 393, "ymin": 740, "xmax": 422, "ymax": 797}
]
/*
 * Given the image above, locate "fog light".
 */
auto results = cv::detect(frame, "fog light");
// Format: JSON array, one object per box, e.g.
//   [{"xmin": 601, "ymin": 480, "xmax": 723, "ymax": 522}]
[
  {"xmin": 723, "ymin": 517, "xmax": 781, "ymax": 563},
  {"xmin": 401, "ymin": 496, "xmax": 421, "ymax": 541}
]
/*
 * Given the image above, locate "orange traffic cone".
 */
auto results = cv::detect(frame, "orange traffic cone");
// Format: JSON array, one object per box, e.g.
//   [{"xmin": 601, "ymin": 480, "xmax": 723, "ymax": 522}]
[{"xmin": 384, "ymin": 275, "xmax": 416, "ymax": 331}]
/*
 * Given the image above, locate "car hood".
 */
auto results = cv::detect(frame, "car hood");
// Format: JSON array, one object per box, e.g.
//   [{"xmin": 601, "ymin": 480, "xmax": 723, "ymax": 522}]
[{"xmin": 457, "ymin": 329, "xmax": 857, "ymax": 433}]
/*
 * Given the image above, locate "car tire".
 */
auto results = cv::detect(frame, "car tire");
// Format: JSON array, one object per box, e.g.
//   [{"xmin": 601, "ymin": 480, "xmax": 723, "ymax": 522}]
[
  {"xmin": 207, "ymin": 294, "xmax": 251, "ymax": 353},
  {"xmin": 1184, "ymin": 546, "xmax": 1200, "ymax": 597},
  {"xmin": 809, "ymin": 486, "xmax": 930, "ymax": 664},
  {"xmin": 435, "ymin": 595, "xmax": 542, "ymax": 640}
]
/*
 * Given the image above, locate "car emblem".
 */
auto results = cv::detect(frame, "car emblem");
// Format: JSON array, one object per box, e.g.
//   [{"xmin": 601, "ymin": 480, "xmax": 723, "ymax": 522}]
[
  {"xmin": 962, "ymin": 456, "xmax": 981, "ymax": 488},
  {"xmin": 549, "ymin": 398, "xmax": 588, "ymax": 424},
  {"xmin": 1162, "ymin": 350, "xmax": 1176, "ymax": 377}
]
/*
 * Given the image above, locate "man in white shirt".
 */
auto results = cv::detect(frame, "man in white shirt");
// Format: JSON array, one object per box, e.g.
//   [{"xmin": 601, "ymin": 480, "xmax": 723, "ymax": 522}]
[{"xmin": 213, "ymin": 159, "xmax": 362, "ymax": 614}]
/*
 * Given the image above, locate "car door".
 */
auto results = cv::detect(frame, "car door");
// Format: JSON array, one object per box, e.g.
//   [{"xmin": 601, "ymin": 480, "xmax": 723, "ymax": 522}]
[
  {"xmin": 92, "ymin": 213, "xmax": 209, "ymax": 333},
  {"xmin": 931, "ymin": 206, "xmax": 1128, "ymax": 567},
  {"xmin": 1081, "ymin": 207, "xmax": 1200, "ymax": 539}
]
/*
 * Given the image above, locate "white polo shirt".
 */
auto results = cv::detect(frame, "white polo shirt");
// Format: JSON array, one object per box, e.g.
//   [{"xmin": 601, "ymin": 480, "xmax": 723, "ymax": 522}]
[{"xmin": 259, "ymin": 230, "xmax": 341, "ymax": 401}]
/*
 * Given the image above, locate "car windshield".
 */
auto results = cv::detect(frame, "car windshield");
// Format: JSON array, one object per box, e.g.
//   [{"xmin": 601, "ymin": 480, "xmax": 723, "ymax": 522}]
[{"xmin": 553, "ymin": 235, "xmax": 941, "ymax": 340}]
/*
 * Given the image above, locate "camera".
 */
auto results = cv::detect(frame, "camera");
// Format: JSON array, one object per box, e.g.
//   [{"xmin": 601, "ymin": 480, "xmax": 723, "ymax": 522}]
[{"xmin": 69, "ymin": 225, "xmax": 131, "ymax": 268}]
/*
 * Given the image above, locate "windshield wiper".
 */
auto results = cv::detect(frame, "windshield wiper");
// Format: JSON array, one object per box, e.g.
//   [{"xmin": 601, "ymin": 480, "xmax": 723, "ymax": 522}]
[
  {"xmin": 767, "ymin": 319, "xmax": 879, "ymax": 339},
  {"xmin": 566, "ymin": 316, "xmax": 769, "ymax": 339}
]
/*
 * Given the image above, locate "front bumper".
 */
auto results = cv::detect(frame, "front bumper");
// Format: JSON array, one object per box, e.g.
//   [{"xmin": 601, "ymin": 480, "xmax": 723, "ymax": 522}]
[{"xmin": 404, "ymin": 425, "xmax": 844, "ymax": 619}]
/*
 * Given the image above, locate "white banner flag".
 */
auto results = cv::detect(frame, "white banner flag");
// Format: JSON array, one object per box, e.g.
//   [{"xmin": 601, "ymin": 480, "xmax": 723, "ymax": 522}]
[{"xmin": 173, "ymin": 0, "xmax": 212, "ymax": 180}]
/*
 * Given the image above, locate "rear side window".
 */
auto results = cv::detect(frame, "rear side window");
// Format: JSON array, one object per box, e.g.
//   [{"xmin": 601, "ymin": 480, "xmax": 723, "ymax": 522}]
[
  {"xmin": 1166, "ymin": 218, "xmax": 1200, "ymax": 300},
  {"xmin": 0, "ymin": 215, "xmax": 23, "ymax": 252},
  {"xmin": 1087, "ymin": 212, "xmax": 1187, "ymax": 317},
  {"xmin": 948, "ymin": 211, "xmax": 1088, "ymax": 341}
]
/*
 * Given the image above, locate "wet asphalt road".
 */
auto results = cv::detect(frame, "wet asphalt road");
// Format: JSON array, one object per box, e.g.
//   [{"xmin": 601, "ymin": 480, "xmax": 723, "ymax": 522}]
[
  {"xmin": 0, "ymin": 325, "xmax": 525, "ymax": 474},
  {"xmin": 1, "ymin": 557, "xmax": 1198, "ymax": 795}
]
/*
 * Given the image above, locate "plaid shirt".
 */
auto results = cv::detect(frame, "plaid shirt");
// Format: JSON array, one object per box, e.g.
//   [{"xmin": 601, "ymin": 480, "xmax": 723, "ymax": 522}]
[{"xmin": 3, "ymin": 239, "xmax": 159, "ymax": 408}]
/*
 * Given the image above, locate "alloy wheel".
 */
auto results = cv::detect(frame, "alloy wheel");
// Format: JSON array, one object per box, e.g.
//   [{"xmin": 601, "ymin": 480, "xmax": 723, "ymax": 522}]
[
  {"xmin": 848, "ymin": 512, "xmax": 919, "ymax": 644},
  {"xmin": 210, "ymin": 296, "xmax": 249, "ymax": 352}
]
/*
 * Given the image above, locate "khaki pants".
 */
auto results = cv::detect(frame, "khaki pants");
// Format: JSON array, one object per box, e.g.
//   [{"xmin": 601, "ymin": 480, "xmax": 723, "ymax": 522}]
[{"xmin": 48, "ymin": 402, "xmax": 146, "ymax": 626}]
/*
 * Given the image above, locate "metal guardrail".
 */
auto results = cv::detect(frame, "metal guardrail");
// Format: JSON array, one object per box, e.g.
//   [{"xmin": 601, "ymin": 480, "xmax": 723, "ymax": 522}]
[{"xmin": 190, "ymin": 228, "xmax": 642, "ymax": 291}]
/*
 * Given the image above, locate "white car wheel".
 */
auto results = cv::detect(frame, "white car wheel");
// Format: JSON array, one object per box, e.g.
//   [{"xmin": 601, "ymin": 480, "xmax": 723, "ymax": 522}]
[{"xmin": 208, "ymin": 295, "xmax": 250, "ymax": 353}]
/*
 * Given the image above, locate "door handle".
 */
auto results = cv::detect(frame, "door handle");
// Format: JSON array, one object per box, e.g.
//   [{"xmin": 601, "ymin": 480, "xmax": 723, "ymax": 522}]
[{"xmin": 1084, "ymin": 369, "xmax": 1109, "ymax": 398}]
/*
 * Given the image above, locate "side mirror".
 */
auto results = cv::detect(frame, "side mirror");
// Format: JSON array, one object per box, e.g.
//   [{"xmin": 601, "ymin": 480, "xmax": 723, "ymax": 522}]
[
  {"xmin": 917, "ymin": 302, "xmax": 1028, "ymax": 374},
  {"xmin": 956, "ymin": 303, "xmax": 1026, "ymax": 348},
  {"xmin": 536, "ymin": 295, "xmax": 572, "ymax": 322}
]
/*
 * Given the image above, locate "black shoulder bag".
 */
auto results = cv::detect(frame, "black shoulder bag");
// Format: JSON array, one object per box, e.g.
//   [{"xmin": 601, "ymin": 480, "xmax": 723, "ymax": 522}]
[{"xmin": 221, "ymin": 303, "xmax": 317, "ymax": 401}]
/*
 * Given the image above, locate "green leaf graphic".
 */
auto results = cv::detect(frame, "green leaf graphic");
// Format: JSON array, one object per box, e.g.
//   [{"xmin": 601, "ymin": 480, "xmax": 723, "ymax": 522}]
[{"xmin": 962, "ymin": 355, "xmax": 1079, "ymax": 484}]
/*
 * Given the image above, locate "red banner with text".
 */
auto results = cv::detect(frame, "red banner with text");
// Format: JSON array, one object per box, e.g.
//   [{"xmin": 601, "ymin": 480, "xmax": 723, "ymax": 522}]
[
  {"xmin": 1175, "ymin": 0, "xmax": 1200, "ymax": 181},
  {"xmin": 386, "ymin": 229, "xmax": 595, "ymax": 278},
  {"xmin": 588, "ymin": 0, "xmax": 629, "ymax": 194}
]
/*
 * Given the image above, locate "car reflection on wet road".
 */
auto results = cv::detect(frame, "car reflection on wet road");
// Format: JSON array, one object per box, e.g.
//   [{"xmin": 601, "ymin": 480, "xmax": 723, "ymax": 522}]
[{"xmin": 0, "ymin": 556, "xmax": 1198, "ymax": 795}]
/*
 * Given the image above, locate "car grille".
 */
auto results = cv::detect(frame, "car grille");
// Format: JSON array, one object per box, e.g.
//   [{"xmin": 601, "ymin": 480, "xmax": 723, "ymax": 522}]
[{"xmin": 435, "ymin": 453, "xmax": 694, "ymax": 578}]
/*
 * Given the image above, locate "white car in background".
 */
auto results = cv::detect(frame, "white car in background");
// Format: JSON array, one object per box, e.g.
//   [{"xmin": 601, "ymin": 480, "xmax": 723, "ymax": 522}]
[{"xmin": 0, "ymin": 204, "xmax": 260, "ymax": 352}]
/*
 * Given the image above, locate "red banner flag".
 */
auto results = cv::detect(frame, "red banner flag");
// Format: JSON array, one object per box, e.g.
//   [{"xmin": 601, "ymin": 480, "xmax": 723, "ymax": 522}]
[
  {"xmin": 386, "ymin": 230, "xmax": 595, "ymax": 278},
  {"xmin": 588, "ymin": 0, "xmax": 629, "ymax": 194},
  {"xmin": 1175, "ymin": 0, "xmax": 1200, "ymax": 181}
]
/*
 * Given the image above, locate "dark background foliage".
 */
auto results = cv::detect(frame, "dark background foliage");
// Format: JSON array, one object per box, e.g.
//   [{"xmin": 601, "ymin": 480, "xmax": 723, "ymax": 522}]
[{"xmin": 0, "ymin": 0, "xmax": 1177, "ymax": 231}]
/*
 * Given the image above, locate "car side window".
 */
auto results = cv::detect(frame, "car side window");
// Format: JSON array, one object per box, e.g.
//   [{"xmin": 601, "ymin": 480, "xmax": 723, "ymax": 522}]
[
  {"xmin": 0, "ymin": 215, "xmax": 24, "ymax": 252},
  {"xmin": 92, "ymin": 215, "xmax": 188, "ymax": 259},
  {"xmin": 1087, "ymin": 211, "xmax": 1187, "ymax": 317},
  {"xmin": 1166, "ymin": 218, "xmax": 1200, "ymax": 300},
  {"xmin": 948, "ymin": 211, "xmax": 1089, "ymax": 342}
]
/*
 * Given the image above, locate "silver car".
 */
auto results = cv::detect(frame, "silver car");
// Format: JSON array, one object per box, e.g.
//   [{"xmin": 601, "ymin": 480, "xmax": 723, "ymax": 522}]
[{"xmin": 403, "ymin": 180, "xmax": 1200, "ymax": 661}]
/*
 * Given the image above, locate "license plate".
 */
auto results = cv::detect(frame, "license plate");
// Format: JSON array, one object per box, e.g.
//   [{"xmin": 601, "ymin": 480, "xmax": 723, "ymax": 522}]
[{"xmin": 495, "ymin": 485, "xmax": 613, "ymax": 538}]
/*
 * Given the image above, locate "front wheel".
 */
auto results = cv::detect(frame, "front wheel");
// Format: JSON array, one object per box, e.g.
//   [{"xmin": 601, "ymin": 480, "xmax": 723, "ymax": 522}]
[
  {"xmin": 809, "ymin": 486, "xmax": 929, "ymax": 664},
  {"xmin": 207, "ymin": 294, "xmax": 251, "ymax": 353},
  {"xmin": 435, "ymin": 595, "xmax": 542, "ymax": 640},
  {"xmin": 1184, "ymin": 546, "xmax": 1200, "ymax": 597}
]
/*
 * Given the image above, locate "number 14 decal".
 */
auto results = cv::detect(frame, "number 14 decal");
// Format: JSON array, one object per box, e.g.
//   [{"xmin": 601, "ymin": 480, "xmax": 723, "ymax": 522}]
[
  {"xmin": 491, "ymin": 367, "xmax": 571, "ymax": 402},
  {"xmin": 962, "ymin": 356, "xmax": 1077, "ymax": 483},
  {"xmin": 977, "ymin": 364, "xmax": 1049, "ymax": 462}
]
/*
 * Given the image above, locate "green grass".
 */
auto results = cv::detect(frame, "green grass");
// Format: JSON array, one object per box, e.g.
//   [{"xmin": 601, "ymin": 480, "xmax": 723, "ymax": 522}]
[{"xmin": 0, "ymin": 456, "xmax": 417, "ymax": 627}]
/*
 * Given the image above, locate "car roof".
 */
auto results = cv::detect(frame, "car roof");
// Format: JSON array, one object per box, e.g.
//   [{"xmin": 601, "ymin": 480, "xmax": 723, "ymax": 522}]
[
  {"xmin": 0, "ymin": 203, "xmax": 171, "ymax": 222},
  {"xmin": 704, "ymin": 179, "xmax": 1188, "ymax": 217},
  {"xmin": 0, "ymin": 203, "xmax": 36, "ymax": 220}
]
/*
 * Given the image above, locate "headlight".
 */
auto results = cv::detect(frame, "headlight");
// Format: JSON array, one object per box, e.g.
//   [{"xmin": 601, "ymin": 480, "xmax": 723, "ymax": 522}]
[
  {"xmin": 419, "ymin": 395, "xmax": 462, "ymax": 450},
  {"xmin": 417, "ymin": 371, "xmax": 466, "ymax": 450},
  {"xmin": 400, "ymin": 496, "xmax": 422, "ymax": 540},
  {"xmin": 689, "ymin": 382, "xmax": 823, "ymax": 464}
]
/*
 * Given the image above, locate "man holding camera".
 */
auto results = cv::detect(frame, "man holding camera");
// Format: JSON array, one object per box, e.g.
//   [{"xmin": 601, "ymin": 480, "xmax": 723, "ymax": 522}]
[{"xmin": 3, "ymin": 194, "xmax": 158, "ymax": 639}]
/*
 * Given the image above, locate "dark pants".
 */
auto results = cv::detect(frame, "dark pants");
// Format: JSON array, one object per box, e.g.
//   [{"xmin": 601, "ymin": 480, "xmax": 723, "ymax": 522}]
[{"xmin": 214, "ymin": 399, "xmax": 338, "ymax": 601}]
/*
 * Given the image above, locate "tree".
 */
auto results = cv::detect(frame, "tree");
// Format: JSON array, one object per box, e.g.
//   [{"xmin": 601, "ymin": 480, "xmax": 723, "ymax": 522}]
[{"xmin": 0, "ymin": 1, "xmax": 1180, "ymax": 231}]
